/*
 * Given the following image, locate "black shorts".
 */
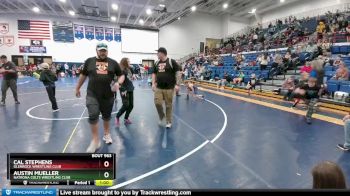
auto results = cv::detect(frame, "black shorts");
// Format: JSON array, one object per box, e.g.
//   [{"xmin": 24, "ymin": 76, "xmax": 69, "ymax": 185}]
[{"xmin": 86, "ymin": 96, "xmax": 114, "ymax": 124}]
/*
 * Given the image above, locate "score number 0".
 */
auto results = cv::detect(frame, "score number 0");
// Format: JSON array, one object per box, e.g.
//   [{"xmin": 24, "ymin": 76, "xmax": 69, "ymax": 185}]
[{"xmin": 104, "ymin": 161, "xmax": 109, "ymax": 178}]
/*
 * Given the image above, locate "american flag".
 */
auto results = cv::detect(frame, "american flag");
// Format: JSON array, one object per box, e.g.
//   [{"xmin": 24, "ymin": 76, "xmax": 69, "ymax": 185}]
[{"xmin": 18, "ymin": 20, "xmax": 50, "ymax": 40}]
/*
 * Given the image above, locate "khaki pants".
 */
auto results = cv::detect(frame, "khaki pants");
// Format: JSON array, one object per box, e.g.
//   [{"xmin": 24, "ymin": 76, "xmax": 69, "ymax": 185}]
[{"xmin": 154, "ymin": 88, "xmax": 174, "ymax": 123}]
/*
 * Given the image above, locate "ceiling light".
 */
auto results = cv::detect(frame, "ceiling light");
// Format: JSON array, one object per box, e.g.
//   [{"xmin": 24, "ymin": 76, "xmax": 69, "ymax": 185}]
[
  {"xmin": 112, "ymin": 3, "xmax": 118, "ymax": 10},
  {"xmin": 69, "ymin": 10, "xmax": 75, "ymax": 16},
  {"xmin": 146, "ymin": 8, "xmax": 152, "ymax": 15},
  {"xmin": 191, "ymin": 6, "xmax": 196, "ymax": 12},
  {"xmin": 59, "ymin": 0, "xmax": 66, "ymax": 3},
  {"xmin": 159, "ymin": 4, "xmax": 165, "ymax": 7},
  {"xmin": 139, "ymin": 19, "xmax": 144, "ymax": 25},
  {"xmin": 249, "ymin": 8, "xmax": 256, "ymax": 14},
  {"xmin": 223, "ymin": 3, "xmax": 228, "ymax": 9},
  {"xmin": 111, "ymin": 16, "xmax": 117, "ymax": 22},
  {"xmin": 178, "ymin": 17, "xmax": 181, "ymax": 20},
  {"xmin": 280, "ymin": 0, "xmax": 285, "ymax": 2},
  {"xmin": 32, "ymin": 7, "xmax": 40, "ymax": 13}
]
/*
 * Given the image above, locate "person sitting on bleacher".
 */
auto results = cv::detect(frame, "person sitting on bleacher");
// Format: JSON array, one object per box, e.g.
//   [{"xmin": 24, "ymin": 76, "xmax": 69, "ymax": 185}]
[
  {"xmin": 269, "ymin": 52, "xmax": 283, "ymax": 78},
  {"xmin": 291, "ymin": 75, "xmax": 322, "ymax": 124},
  {"xmin": 300, "ymin": 61, "xmax": 313, "ymax": 74},
  {"xmin": 281, "ymin": 76, "xmax": 296, "ymax": 101},
  {"xmin": 235, "ymin": 53, "xmax": 245, "ymax": 66},
  {"xmin": 282, "ymin": 51, "xmax": 292, "ymax": 72},
  {"xmin": 246, "ymin": 73, "xmax": 258, "ymax": 96},
  {"xmin": 334, "ymin": 56, "xmax": 342, "ymax": 65},
  {"xmin": 233, "ymin": 71, "xmax": 245, "ymax": 86},
  {"xmin": 305, "ymin": 42, "xmax": 318, "ymax": 60},
  {"xmin": 332, "ymin": 61, "xmax": 349, "ymax": 81},
  {"xmin": 260, "ymin": 53, "xmax": 270, "ymax": 70}
]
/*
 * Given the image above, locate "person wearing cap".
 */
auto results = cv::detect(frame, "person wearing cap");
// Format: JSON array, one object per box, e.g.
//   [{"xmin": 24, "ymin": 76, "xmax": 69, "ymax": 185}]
[
  {"xmin": 75, "ymin": 43, "xmax": 125, "ymax": 153},
  {"xmin": 152, "ymin": 47, "xmax": 181, "ymax": 128},
  {"xmin": 0, "ymin": 55, "xmax": 20, "ymax": 105},
  {"xmin": 39, "ymin": 63, "xmax": 58, "ymax": 112}
]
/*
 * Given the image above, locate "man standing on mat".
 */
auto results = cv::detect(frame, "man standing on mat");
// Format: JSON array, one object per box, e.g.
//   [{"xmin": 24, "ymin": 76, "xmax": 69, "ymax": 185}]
[
  {"xmin": 75, "ymin": 43, "xmax": 124, "ymax": 153},
  {"xmin": 152, "ymin": 47, "xmax": 181, "ymax": 129},
  {"xmin": 0, "ymin": 55, "xmax": 20, "ymax": 106},
  {"xmin": 39, "ymin": 63, "xmax": 59, "ymax": 112},
  {"xmin": 337, "ymin": 112, "xmax": 350, "ymax": 152}
]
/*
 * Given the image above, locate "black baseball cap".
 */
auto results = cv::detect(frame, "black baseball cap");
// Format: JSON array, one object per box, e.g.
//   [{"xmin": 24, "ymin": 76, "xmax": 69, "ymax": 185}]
[
  {"xmin": 156, "ymin": 47, "xmax": 167, "ymax": 55},
  {"xmin": 0, "ymin": 55, "xmax": 7, "ymax": 59}
]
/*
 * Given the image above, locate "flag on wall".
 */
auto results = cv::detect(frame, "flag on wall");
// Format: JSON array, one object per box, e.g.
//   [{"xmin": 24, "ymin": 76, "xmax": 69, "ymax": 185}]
[
  {"xmin": 114, "ymin": 28, "xmax": 121, "ymax": 42},
  {"xmin": 85, "ymin": 25, "xmax": 95, "ymax": 40},
  {"xmin": 74, "ymin": 24, "xmax": 84, "ymax": 39},
  {"xmin": 18, "ymin": 20, "xmax": 50, "ymax": 40},
  {"xmin": 95, "ymin": 27, "xmax": 104, "ymax": 41},
  {"xmin": 105, "ymin": 28, "xmax": 113, "ymax": 42}
]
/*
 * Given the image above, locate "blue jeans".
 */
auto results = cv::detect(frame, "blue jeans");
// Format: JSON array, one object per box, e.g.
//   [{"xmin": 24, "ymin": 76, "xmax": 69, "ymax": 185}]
[{"xmin": 345, "ymin": 120, "xmax": 350, "ymax": 148}]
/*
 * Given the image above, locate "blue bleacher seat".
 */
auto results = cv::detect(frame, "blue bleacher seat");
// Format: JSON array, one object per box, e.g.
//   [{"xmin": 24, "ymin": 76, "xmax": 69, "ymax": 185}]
[
  {"xmin": 339, "ymin": 46, "xmax": 349, "ymax": 54},
  {"xmin": 331, "ymin": 46, "xmax": 340, "ymax": 54},
  {"xmin": 327, "ymin": 80, "xmax": 340, "ymax": 93},
  {"xmin": 324, "ymin": 66, "xmax": 333, "ymax": 72},
  {"xmin": 339, "ymin": 83, "xmax": 350, "ymax": 93}
]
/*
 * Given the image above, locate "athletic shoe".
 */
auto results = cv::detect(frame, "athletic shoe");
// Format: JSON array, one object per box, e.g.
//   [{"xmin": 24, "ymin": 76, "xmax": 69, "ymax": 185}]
[
  {"xmin": 306, "ymin": 117, "xmax": 312, "ymax": 124},
  {"xmin": 86, "ymin": 140, "xmax": 101, "ymax": 153},
  {"xmin": 115, "ymin": 118, "xmax": 120, "ymax": 127},
  {"xmin": 103, "ymin": 134, "xmax": 113, "ymax": 144},
  {"xmin": 337, "ymin": 144, "xmax": 350, "ymax": 152},
  {"xmin": 124, "ymin": 119, "xmax": 132, "ymax": 125},
  {"xmin": 53, "ymin": 109, "xmax": 60, "ymax": 112},
  {"xmin": 0, "ymin": 101, "xmax": 4, "ymax": 106},
  {"xmin": 158, "ymin": 117, "xmax": 166, "ymax": 127},
  {"xmin": 176, "ymin": 94, "xmax": 181, "ymax": 97},
  {"xmin": 166, "ymin": 123, "xmax": 172, "ymax": 129},
  {"xmin": 15, "ymin": 101, "xmax": 20, "ymax": 104}
]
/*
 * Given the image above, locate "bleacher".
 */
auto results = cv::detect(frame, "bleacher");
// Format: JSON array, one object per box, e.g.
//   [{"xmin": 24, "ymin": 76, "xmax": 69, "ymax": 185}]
[{"xmin": 331, "ymin": 45, "xmax": 350, "ymax": 54}]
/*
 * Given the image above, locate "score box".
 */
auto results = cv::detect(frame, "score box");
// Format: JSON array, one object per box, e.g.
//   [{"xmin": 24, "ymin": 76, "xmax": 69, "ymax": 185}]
[{"xmin": 7, "ymin": 153, "xmax": 116, "ymax": 185}]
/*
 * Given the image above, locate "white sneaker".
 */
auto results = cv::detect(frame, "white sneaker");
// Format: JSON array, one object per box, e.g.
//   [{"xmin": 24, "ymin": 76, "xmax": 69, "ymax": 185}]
[
  {"xmin": 86, "ymin": 140, "xmax": 101, "ymax": 153},
  {"xmin": 166, "ymin": 123, "xmax": 172, "ymax": 129},
  {"xmin": 103, "ymin": 134, "xmax": 113, "ymax": 144},
  {"xmin": 158, "ymin": 117, "xmax": 166, "ymax": 127},
  {"xmin": 53, "ymin": 109, "xmax": 60, "ymax": 112}
]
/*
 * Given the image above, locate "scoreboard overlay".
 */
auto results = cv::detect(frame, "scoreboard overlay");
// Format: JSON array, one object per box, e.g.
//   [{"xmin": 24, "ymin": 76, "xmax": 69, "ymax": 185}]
[{"xmin": 7, "ymin": 153, "xmax": 116, "ymax": 186}]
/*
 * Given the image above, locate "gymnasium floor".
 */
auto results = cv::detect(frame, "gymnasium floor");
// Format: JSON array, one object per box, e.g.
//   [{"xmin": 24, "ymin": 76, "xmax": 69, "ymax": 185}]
[{"xmin": 0, "ymin": 77, "xmax": 349, "ymax": 189}]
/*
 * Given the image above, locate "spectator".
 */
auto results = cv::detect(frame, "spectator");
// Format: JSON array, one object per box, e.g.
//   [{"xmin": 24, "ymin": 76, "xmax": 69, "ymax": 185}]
[
  {"xmin": 338, "ymin": 113, "xmax": 350, "ymax": 151},
  {"xmin": 233, "ymin": 71, "xmax": 245, "ymax": 85},
  {"xmin": 316, "ymin": 21, "xmax": 326, "ymax": 40},
  {"xmin": 260, "ymin": 53, "xmax": 270, "ymax": 70},
  {"xmin": 312, "ymin": 161, "xmax": 347, "ymax": 189},
  {"xmin": 333, "ymin": 57, "xmax": 342, "ymax": 67},
  {"xmin": 333, "ymin": 61, "xmax": 349, "ymax": 81},
  {"xmin": 281, "ymin": 76, "xmax": 295, "ymax": 100},
  {"xmin": 300, "ymin": 61, "xmax": 313, "ymax": 74}
]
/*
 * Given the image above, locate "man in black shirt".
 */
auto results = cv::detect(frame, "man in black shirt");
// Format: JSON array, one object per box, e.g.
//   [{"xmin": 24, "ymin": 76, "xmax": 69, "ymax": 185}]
[
  {"xmin": 152, "ymin": 47, "xmax": 181, "ymax": 129},
  {"xmin": 0, "ymin": 55, "xmax": 20, "ymax": 105},
  {"xmin": 75, "ymin": 43, "xmax": 125, "ymax": 152}
]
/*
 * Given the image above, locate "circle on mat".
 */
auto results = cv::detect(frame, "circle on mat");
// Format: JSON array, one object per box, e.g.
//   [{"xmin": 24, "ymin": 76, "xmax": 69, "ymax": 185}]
[{"xmin": 26, "ymin": 98, "xmax": 119, "ymax": 121}]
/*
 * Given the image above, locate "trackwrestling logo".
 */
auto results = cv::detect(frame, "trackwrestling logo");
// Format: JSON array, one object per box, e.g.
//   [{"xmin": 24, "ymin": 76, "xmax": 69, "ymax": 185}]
[{"xmin": 2, "ymin": 188, "xmax": 56, "ymax": 196}]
